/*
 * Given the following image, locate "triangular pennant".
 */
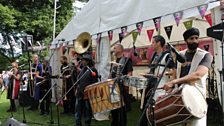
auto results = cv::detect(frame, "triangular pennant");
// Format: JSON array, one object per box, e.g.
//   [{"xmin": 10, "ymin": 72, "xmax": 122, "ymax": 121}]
[
  {"xmin": 205, "ymin": 14, "xmax": 212, "ymax": 26},
  {"xmin": 97, "ymin": 33, "xmax": 102, "ymax": 43},
  {"xmin": 136, "ymin": 22, "xmax": 143, "ymax": 35},
  {"xmin": 173, "ymin": 11, "xmax": 183, "ymax": 26},
  {"xmin": 121, "ymin": 26, "xmax": 127, "ymax": 37},
  {"xmin": 132, "ymin": 31, "xmax": 138, "ymax": 43},
  {"xmin": 183, "ymin": 20, "xmax": 193, "ymax": 30},
  {"xmin": 108, "ymin": 30, "xmax": 113, "ymax": 42},
  {"xmin": 146, "ymin": 29, "xmax": 154, "ymax": 42},
  {"xmin": 119, "ymin": 33, "xmax": 124, "ymax": 43},
  {"xmin": 198, "ymin": 4, "xmax": 208, "ymax": 19},
  {"xmin": 164, "ymin": 25, "xmax": 173, "ymax": 40},
  {"xmin": 153, "ymin": 17, "xmax": 161, "ymax": 31}
]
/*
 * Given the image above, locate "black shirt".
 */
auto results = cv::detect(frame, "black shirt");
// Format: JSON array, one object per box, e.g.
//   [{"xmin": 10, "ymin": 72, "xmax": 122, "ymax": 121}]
[
  {"xmin": 111, "ymin": 56, "xmax": 133, "ymax": 78},
  {"xmin": 76, "ymin": 66, "xmax": 98, "ymax": 98},
  {"xmin": 180, "ymin": 51, "xmax": 212, "ymax": 78}
]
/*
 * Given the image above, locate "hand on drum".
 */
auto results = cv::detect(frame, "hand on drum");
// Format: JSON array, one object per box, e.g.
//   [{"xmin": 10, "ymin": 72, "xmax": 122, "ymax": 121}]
[{"xmin": 163, "ymin": 81, "xmax": 175, "ymax": 93}]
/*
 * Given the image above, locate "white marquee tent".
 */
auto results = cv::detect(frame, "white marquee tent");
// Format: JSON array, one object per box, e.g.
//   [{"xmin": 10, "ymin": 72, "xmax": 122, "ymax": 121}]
[{"xmin": 51, "ymin": 0, "xmax": 224, "ymax": 111}]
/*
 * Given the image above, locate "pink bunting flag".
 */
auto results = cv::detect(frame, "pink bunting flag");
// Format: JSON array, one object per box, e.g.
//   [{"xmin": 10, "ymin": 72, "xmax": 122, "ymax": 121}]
[
  {"xmin": 153, "ymin": 17, "xmax": 161, "ymax": 31},
  {"xmin": 108, "ymin": 30, "xmax": 113, "ymax": 42},
  {"xmin": 198, "ymin": 4, "xmax": 208, "ymax": 19},
  {"xmin": 173, "ymin": 11, "xmax": 183, "ymax": 26},
  {"xmin": 146, "ymin": 29, "xmax": 154, "ymax": 42},
  {"xmin": 205, "ymin": 14, "xmax": 212, "ymax": 26},
  {"xmin": 136, "ymin": 22, "xmax": 143, "ymax": 35}
]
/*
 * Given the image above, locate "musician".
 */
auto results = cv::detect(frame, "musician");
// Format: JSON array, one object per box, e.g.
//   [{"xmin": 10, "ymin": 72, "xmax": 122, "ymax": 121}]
[
  {"xmin": 75, "ymin": 54, "xmax": 98, "ymax": 126},
  {"xmin": 110, "ymin": 43, "xmax": 133, "ymax": 126},
  {"xmin": 2, "ymin": 71, "xmax": 10, "ymax": 90},
  {"xmin": 163, "ymin": 27, "xmax": 213, "ymax": 126},
  {"xmin": 60, "ymin": 55, "xmax": 75, "ymax": 114},
  {"xmin": 7, "ymin": 62, "xmax": 21, "ymax": 112},
  {"xmin": 28, "ymin": 54, "xmax": 43, "ymax": 111},
  {"xmin": 140, "ymin": 35, "xmax": 175, "ymax": 126},
  {"xmin": 0, "ymin": 73, "xmax": 3, "ymax": 89},
  {"xmin": 39, "ymin": 57, "xmax": 52, "ymax": 115},
  {"xmin": 148, "ymin": 35, "xmax": 176, "ymax": 100}
]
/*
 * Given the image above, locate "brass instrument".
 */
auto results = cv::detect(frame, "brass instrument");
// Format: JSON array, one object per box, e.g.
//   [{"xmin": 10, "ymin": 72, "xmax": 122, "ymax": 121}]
[
  {"xmin": 74, "ymin": 32, "xmax": 92, "ymax": 54},
  {"xmin": 62, "ymin": 68, "xmax": 70, "ymax": 101},
  {"xmin": 29, "ymin": 61, "xmax": 36, "ymax": 97}
]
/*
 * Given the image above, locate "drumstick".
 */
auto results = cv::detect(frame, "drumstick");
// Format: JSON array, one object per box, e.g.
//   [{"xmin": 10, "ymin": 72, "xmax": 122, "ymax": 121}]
[
  {"xmin": 140, "ymin": 88, "xmax": 146, "ymax": 109},
  {"xmin": 157, "ymin": 87, "xmax": 163, "ymax": 90}
]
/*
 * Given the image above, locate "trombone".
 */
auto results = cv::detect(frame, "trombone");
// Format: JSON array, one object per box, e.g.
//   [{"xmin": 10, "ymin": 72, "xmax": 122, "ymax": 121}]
[{"xmin": 29, "ymin": 61, "xmax": 35, "ymax": 97}]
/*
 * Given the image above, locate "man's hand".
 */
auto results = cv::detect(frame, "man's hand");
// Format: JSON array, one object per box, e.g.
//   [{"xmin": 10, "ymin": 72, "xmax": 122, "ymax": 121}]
[{"xmin": 163, "ymin": 81, "xmax": 175, "ymax": 91}]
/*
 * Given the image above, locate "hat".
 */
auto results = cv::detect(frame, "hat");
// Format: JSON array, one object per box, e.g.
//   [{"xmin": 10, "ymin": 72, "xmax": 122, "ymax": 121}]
[
  {"xmin": 81, "ymin": 54, "xmax": 93, "ymax": 62},
  {"xmin": 183, "ymin": 27, "xmax": 200, "ymax": 40}
]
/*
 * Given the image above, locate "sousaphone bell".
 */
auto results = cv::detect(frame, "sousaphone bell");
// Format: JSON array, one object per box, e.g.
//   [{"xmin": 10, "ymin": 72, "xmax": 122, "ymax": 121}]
[{"xmin": 74, "ymin": 32, "xmax": 92, "ymax": 54}]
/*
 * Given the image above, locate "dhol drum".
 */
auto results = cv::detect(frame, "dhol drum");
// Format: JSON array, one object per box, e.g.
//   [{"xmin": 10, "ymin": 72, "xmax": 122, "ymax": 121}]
[
  {"xmin": 146, "ymin": 84, "xmax": 207, "ymax": 126},
  {"xmin": 84, "ymin": 79, "xmax": 124, "ymax": 114},
  {"xmin": 124, "ymin": 76, "xmax": 148, "ymax": 89}
]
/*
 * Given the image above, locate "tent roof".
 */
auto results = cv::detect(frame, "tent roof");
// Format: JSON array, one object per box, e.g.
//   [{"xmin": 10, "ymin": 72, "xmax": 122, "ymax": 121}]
[{"xmin": 52, "ymin": 0, "xmax": 219, "ymax": 48}]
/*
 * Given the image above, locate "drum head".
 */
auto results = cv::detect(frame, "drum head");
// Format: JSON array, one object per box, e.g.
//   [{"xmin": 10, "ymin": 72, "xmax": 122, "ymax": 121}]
[{"xmin": 182, "ymin": 84, "xmax": 207, "ymax": 118}]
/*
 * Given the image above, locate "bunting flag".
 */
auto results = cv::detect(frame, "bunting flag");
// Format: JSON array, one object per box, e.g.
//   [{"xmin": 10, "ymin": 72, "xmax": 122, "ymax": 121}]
[
  {"xmin": 108, "ymin": 30, "xmax": 113, "ymax": 41},
  {"xmin": 153, "ymin": 17, "xmax": 161, "ymax": 31},
  {"xmin": 164, "ymin": 25, "xmax": 173, "ymax": 40},
  {"xmin": 121, "ymin": 26, "xmax": 128, "ymax": 37},
  {"xmin": 205, "ymin": 14, "xmax": 212, "ymax": 26},
  {"xmin": 183, "ymin": 20, "xmax": 193, "ymax": 30},
  {"xmin": 132, "ymin": 31, "xmax": 138, "ymax": 43},
  {"xmin": 198, "ymin": 4, "xmax": 208, "ymax": 19},
  {"xmin": 119, "ymin": 33, "xmax": 124, "ymax": 43},
  {"xmin": 97, "ymin": 33, "xmax": 102, "ymax": 43},
  {"xmin": 136, "ymin": 22, "xmax": 143, "ymax": 35},
  {"xmin": 146, "ymin": 29, "xmax": 154, "ymax": 42},
  {"xmin": 173, "ymin": 11, "xmax": 183, "ymax": 26}
]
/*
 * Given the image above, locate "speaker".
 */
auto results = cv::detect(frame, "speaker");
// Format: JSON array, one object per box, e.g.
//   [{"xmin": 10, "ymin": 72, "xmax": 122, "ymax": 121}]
[{"xmin": 5, "ymin": 118, "xmax": 27, "ymax": 126}]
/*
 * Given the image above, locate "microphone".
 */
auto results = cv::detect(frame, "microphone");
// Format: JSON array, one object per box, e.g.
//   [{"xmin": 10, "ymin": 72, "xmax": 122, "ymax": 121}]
[
  {"xmin": 86, "ymin": 66, "xmax": 97, "ymax": 77},
  {"xmin": 133, "ymin": 45, "xmax": 138, "ymax": 57},
  {"xmin": 167, "ymin": 43, "xmax": 186, "ymax": 63}
]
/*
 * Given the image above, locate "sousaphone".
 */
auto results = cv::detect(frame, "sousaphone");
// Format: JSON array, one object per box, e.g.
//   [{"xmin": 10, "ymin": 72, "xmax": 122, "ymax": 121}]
[{"xmin": 74, "ymin": 32, "xmax": 92, "ymax": 54}]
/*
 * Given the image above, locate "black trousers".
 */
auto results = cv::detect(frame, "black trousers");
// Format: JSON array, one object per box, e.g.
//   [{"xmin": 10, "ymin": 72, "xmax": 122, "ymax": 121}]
[
  {"xmin": 40, "ymin": 89, "xmax": 50, "ymax": 113},
  {"xmin": 111, "ymin": 106, "xmax": 127, "ymax": 126},
  {"xmin": 10, "ymin": 99, "xmax": 16, "ymax": 110}
]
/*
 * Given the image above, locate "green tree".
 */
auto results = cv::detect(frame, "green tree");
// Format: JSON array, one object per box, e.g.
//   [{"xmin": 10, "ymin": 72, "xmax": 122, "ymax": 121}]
[{"xmin": 0, "ymin": 0, "xmax": 74, "ymax": 70}]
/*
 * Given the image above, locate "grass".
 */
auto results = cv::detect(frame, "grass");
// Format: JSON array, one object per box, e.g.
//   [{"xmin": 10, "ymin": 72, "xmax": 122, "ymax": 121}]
[
  {"xmin": 0, "ymin": 91, "xmax": 142, "ymax": 126},
  {"xmin": 0, "ymin": 90, "xmax": 223, "ymax": 126}
]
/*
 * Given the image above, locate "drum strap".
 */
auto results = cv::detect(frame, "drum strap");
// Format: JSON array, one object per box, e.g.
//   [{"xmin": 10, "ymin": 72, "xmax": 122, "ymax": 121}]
[{"xmin": 148, "ymin": 51, "xmax": 168, "ymax": 74}]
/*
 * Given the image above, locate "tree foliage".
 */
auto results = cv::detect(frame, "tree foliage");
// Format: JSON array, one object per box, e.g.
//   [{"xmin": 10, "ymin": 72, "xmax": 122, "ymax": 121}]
[{"xmin": 0, "ymin": 0, "xmax": 74, "ymax": 70}]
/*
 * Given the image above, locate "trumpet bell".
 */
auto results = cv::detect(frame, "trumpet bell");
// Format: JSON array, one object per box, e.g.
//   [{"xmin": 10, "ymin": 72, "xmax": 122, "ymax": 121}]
[{"xmin": 74, "ymin": 32, "xmax": 92, "ymax": 54}]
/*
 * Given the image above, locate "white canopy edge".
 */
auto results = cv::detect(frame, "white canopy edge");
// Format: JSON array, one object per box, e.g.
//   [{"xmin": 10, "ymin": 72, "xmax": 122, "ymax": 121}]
[{"xmin": 51, "ymin": 0, "xmax": 219, "ymax": 49}]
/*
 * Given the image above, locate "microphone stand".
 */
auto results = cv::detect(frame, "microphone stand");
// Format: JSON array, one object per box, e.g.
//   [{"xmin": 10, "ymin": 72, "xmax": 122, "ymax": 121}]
[
  {"xmin": 137, "ymin": 51, "xmax": 173, "ymax": 126},
  {"xmin": 56, "ymin": 66, "xmax": 91, "ymax": 106},
  {"xmin": 20, "ymin": 82, "xmax": 26, "ymax": 123}
]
